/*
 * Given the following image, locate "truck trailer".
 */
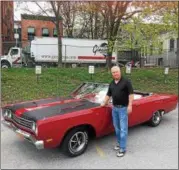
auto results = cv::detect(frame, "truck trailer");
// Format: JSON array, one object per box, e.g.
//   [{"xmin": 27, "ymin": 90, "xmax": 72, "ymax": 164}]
[{"xmin": 1, "ymin": 37, "xmax": 117, "ymax": 68}]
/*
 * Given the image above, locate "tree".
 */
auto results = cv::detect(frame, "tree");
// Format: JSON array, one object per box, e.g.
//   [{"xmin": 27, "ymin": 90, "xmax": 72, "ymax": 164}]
[
  {"xmin": 18, "ymin": 1, "xmax": 178, "ymax": 68},
  {"xmin": 35, "ymin": 1, "xmax": 64, "ymax": 67},
  {"xmin": 72, "ymin": 2, "xmax": 105, "ymax": 39},
  {"xmin": 19, "ymin": 1, "xmax": 142, "ymax": 69},
  {"xmin": 31, "ymin": 2, "xmax": 82, "ymax": 67},
  {"xmin": 90, "ymin": 1, "xmax": 141, "ymax": 69},
  {"xmin": 136, "ymin": 1, "xmax": 178, "ymax": 64},
  {"xmin": 140, "ymin": 1, "xmax": 178, "ymax": 35},
  {"xmin": 119, "ymin": 17, "xmax": 167, "ymax": 53},
  {"xmin": 115, "ymin": 1, "xmax": 178, "ymax": 62},
  {"xmin": 58, "ymin": 1, "xmax": 78, "ymax": 38},
  {"xmin": 18, "ymin": 1, "xmax": 64, "ymax": 67},
  {"xmin": 49, "ymin": 2, "xmax": 63, "ymax": 67}
]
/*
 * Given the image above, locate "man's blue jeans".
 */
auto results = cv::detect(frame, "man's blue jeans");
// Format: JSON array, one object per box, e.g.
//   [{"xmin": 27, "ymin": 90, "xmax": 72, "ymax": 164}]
[{"xmin": 112, "ymin": 106, "xmax": 128, "ymax": 152}]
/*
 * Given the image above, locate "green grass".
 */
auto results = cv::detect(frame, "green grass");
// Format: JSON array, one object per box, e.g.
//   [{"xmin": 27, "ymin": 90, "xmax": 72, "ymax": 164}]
[{"xmin": 1, "ymin": 67, "xmax": 178, "ymax": 106}]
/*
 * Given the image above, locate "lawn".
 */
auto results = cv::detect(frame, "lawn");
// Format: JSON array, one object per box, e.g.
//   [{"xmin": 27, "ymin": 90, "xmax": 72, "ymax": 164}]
[{"xmin": 1, "ymin": 67, "xmax": 178, "ymax": 106}]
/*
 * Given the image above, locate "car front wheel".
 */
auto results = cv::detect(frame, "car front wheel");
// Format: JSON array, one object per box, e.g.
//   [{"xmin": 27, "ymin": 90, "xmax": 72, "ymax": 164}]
[
  {"xmin": 148, "ymin": 110, "xmax": 163, "ymax": 127},
  {"xmin": 1, "ymin": 61, "xmax": 11, "ymax": 68},
  {"xmin": 62, "ymin": 127, "xmax": 89, "ymax": 157}
]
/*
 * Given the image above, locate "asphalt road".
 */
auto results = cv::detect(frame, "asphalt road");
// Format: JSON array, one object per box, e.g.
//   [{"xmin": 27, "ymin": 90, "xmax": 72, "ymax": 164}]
[{"xmin": 1, "ymin": 106, "xmax": 178, "ymax": 169}]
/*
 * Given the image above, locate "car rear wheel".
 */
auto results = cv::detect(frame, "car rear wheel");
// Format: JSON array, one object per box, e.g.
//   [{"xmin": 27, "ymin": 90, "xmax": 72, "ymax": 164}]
[
  {"xmin": 148, "ymin": 110, "xmax": 162, "ymax": 127},
  {"xmin": 62, "ymin": 127, "xmax": 89, "ymax": 157}
]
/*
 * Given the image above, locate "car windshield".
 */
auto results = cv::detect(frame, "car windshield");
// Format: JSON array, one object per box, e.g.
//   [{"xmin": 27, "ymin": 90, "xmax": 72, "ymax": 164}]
[{"xmin": 72, "ymin": 83, "xmax": 109, "ymax": 104}]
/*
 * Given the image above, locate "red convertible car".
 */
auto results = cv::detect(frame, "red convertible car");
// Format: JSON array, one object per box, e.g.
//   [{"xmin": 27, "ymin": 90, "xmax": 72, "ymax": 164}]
[{"xmin": 2, "ymin": 82, "xmax": 178, "ymax": 157}]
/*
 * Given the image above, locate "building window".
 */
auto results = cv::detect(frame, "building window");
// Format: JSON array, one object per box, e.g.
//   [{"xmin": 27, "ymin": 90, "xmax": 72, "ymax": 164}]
[
  {"xmin": 169, "ymin": 38, "xmax": 175, "ymax": 51},
  {"xmin": 42, "ymin": 28, "xmax": 49, "ymax": 37},
  {"xmin": 27, "ymin": 27, "xmax": 35, "ymax": 41},
  {"xmin": 53, "ymin": 28, "xmax": 57, "ymax": 37}
]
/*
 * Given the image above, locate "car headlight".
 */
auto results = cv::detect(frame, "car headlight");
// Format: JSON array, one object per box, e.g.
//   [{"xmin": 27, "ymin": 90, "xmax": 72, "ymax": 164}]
[
  {"xmin": 3, "ymin": 110, "xmax": 8, "ymax": 117},
  {"xmin": 32, "ymin": 122, "xmax": 36, "ymax": 131},
  {"xmin": 32, "ymin": 122, "xmax": 38, "ymax": 135},
  {"xmin": 3, "ymin": 109, "xmax": 12, "ymax": 118},
  {"xmin": 7, "ymin": 111, "xmax": 12, "ymax": 119}
]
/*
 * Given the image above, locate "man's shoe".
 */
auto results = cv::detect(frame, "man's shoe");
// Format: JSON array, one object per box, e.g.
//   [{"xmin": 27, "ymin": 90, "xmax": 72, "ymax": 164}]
[
  {"xmin": 113, "ymin": 145, "xmax": 120, "ymax": 150},
  {"xmin": 117, "ymin": 149, "xmax": 126, "ymax": 157}
]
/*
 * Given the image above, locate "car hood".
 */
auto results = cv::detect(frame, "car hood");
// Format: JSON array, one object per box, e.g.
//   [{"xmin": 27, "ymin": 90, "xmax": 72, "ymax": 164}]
[{"xmin": 3, "ymin": 97, "xmax": 100, "ymax": 122}]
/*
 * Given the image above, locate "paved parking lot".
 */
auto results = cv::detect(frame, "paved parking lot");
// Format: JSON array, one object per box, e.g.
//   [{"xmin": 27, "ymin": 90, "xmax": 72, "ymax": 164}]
[{"xmin": 1, "ymin": 106, "xmax": 178, "ymax": 169}]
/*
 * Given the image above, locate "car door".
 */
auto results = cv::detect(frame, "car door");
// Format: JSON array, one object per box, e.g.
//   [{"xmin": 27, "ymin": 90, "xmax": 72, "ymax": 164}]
[
  {"xmin": 10, "ymin": 48, "xmax": 21, "ymax": 64},
  {"xmin": 100, "ymin": 98, "xmax": 145, "ymax": 134},
  {"xmin": 104, "ymin": 103, "xmax": 114, "ymax": 134},
  {"xmin": 103, "ymin": 100, "xmax": 147, "ymax": 133},
  {"xmin": 128, "ymin": 100, "xmax": 145, "ymax": 127},
  {"xmin": 129, "ymin": 96, "xmax": 155, "ymax": 127}
]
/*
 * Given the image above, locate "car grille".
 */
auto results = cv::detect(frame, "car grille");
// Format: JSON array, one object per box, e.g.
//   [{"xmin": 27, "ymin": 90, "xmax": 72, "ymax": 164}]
[{"xmin": 12, "ymin": 114, "xmax": 34, "ymax": 130}]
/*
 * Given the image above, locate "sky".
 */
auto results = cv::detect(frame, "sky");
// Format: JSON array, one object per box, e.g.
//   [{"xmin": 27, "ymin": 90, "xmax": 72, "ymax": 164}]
[
  {"xmin": 14, "ymin": 2, "xmax": 47, "ymax": 21},
  {"xmin": 14, "ymin": 2, "xmax": 30, "ymax": 20}
]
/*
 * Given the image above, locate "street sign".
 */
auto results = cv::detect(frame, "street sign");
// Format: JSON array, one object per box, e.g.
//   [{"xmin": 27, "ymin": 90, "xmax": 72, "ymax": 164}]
[
  {"xmin": 72, "ymin": 64, "xmax": 77, "ymax": 68},
  {"xmin": 89, "ymin": 65, "xmax": 95, "ymax": 74},
  {"xmin": 14, "ymin": 33, "xmax": 19, "ymax": 39},
  {"xmin": 126, "ymin": 65, "xmax": 131, "ymax": 74},
  {"xmin": 164, "ymin": 67, "xmax": 169, "ymax": 75},
  {"xmin": 35, "ymin": 65, "xmax": 42, "ymax": 74}
]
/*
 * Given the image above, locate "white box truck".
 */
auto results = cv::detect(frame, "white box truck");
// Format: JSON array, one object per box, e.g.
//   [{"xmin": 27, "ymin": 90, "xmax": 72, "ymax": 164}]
[{"xmin": 1, "ymin": 37, "xmax": 117, "ymax": 68}]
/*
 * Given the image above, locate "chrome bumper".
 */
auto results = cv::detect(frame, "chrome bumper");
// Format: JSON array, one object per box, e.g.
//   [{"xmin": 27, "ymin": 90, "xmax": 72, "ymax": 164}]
[{"xmin": 2, "ymin": 120, "xmax": 44, "ymax": 149}]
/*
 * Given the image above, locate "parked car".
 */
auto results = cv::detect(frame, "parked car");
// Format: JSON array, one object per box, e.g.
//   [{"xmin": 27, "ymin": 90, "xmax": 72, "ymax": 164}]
[
  {"xmin": 134, "ymin": 61, "xmax": 140, "ymax": 67},
  {"xmin": 2, "ymin": 82, "xmax": 178, "ymax": 157},
  {"xmin": 125, "ymin": 60, "xmax": 140, "ymax": 67}
]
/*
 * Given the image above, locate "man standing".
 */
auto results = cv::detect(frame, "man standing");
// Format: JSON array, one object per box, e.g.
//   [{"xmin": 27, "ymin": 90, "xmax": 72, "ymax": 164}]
[{"xmin": 101, "ymin": 66, "xmax": 134, "ymax": 157}]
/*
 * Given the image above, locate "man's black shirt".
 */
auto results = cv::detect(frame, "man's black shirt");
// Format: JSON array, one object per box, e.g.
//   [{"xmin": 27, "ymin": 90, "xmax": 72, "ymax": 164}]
[{"xmin": 107, "ymin": 76, "xmax": 133, "ymax": 106}]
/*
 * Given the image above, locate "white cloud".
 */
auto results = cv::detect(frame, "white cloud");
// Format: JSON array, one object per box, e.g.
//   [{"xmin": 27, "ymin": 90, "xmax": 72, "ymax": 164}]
[{"xmin": 14, "ymin": 1, "xmax": 48, "ymax": 20}]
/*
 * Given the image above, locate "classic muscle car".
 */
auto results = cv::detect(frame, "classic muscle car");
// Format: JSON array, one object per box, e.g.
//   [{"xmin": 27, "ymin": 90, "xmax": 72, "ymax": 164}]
[{"xmin": 2, "ymin": 82, "xmax": 178, "ymax": 157}]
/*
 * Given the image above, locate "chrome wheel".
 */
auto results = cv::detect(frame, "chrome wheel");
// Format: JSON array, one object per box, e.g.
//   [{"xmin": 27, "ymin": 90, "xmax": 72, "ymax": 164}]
[
  {"xmin": 69, "ymin": 131, "xmax": 87, "ymax": 153},
  {"xmin": 152, "ymin": 111, "xmax": 161, "ymax": 124},
  {"xmin": 62, "ymin": 127, "xmax": 89, "ymax": 157},
  {"xmin": 148, "ymin": 110, "xmax": 162, "ymax": 127}
]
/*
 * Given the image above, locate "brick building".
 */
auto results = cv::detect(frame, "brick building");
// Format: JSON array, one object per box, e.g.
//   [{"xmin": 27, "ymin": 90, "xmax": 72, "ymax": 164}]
[
  {"xmin": 1, "ymin": 1, "xmax": 14, "ymax": 55},
  {"xmin": 21, "ymin": 14, "xmax": 63, "ymax": 48}
]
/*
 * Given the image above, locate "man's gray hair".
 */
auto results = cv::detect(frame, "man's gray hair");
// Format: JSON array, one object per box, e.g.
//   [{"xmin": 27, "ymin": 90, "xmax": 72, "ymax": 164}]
[{"xmin": 111, "ymin": 66, "xmax": 121, "ymax": 72}]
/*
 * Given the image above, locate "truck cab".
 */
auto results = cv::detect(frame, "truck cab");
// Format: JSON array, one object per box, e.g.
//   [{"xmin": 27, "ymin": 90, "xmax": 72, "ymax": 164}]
[{"xmin": 1, "ymin": 47, "xmax": 22, "ymax": 68}]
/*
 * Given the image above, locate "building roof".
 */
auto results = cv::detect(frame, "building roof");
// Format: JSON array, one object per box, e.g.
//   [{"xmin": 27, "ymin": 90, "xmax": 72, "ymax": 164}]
[
  {"xmin": 14, "ymin": 20, "xmax": 21, "ymax": 24},
  {"xmin": 21, "ymin": 14, "xmax": 62, "ymax": 21}
]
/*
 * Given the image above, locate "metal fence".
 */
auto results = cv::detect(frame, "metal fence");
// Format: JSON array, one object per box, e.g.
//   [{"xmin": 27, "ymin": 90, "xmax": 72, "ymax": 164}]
[
  {"xmin": 117, "ymin": 47, "xmax": 178, "ymax": 68},
  {"xmin": 142, "ymin": 48, "xmax": 178, "ymax": 68}
]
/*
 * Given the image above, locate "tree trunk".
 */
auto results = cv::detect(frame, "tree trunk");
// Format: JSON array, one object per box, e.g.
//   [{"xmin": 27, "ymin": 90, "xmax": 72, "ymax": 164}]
[
  {"xmin": 106, "ymin": 52, "xmax": 112, "ymax": 70},
  {"xmin": 106, "ymin": 39, "xmax": 114, "ymax": 70},
  {"xmin": 90, "ymin": 13, "xmax": 94, "ymax": 39},
  {"xmin": 56, "ymin": 23, "xmax": 63, "ymax": 67},
  {"xmin": 94, "ymin": 11, "xmax": 98, "ymax": 38}
]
